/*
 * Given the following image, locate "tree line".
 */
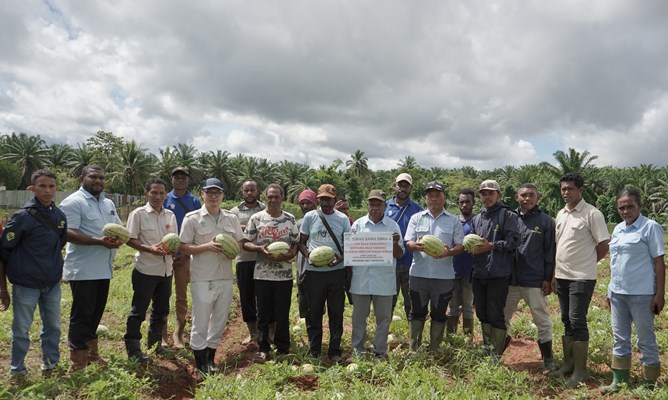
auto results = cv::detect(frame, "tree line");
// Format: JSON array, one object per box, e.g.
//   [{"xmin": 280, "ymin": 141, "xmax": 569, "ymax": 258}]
[{"xmin": 2, "ymin": 131, "xmax": 668, "ymax": 226}]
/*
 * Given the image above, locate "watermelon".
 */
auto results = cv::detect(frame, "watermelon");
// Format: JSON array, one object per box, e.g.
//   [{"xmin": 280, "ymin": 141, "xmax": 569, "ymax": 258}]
[
  {"xmin": 161, "ymin": 232, "xmax": 180, "ymax": 253},
  {"xmin": 420, "ymin": 235, "xmax": 445, "ymax": 257},
  {"xmin": 96, "ymin": 324, "xmax": 109, "ymax": 336},
  {"xmin": 309, "ymin": 246, "xmax": 336, "ymax": 267},
  {"xmin": 215, "ymin": 233, "xmax": 240, "ymax": 258},
  {"xmin": 463, "ymin": 234, "xmax": 485, "ymax": 253},
  {"xmin": 102, "ymin": 223, "xmax": 130, "ymax": 244},
  {"xmin": 267, "ymin": 241, "xmax": 291, "ymax": 257}
]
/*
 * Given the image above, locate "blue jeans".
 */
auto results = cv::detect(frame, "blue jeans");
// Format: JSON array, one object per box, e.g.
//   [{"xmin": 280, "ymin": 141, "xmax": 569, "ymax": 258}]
[
  {"xmin": 610, "ymin": 292, "xmax": 660, "ymax": 365},
  {"xmin": 11, "ymin": 283, "xmax": 61, "ymax": 374}
]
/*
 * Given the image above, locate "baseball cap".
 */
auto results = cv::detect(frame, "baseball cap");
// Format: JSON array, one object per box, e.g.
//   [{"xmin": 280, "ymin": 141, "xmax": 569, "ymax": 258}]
[
  {"xmin": 367, "ymin": 189, "xmax": 387, "ymax": 202},
  {"xmin": 395, "ymin": 173, "xmax": 413, "ymax": 185},
  {"xmin": 202, "ymin": 178, "xmax": 224, "ymax": 191},
  {"xmin": 478, "ymin": 180, "xmax": 501, "ymax": 193},
  {"xmin": 172, "ymin": 166, "xmax": 190, "ymax": 176},
  {"xmin": 317, "ymin": 184, "xmax": 337, "ymax": 198},
  {"xmin": 425, "ymin": 181, "xmax": 445, "ymax": 193},
  {"xmin": 298, "ymin": 189, "xmax": 317, "ymax": 206}
]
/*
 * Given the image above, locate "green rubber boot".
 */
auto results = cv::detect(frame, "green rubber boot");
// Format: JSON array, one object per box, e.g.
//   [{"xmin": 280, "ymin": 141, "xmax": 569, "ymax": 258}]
[
  {"xmin": 600, "ymin": 355, "xmax": 631, "ymax": 394},
  {"xmin": 550, "ymin": 336, "xmax": 573, "ymax": 377},
  {"xmin": 641, "ymin": 363, "xmax": 661, "ymax": 390},
  {"xmin": 462, "ymin": 318, "xmax": 475, "ymax": 336},
  {"xmin": 409, "ymin": 320, "xmax": 425, "ymax": 352},
  {"xmin": 481, "ymin": 323, "xmax": 491, "ymax": 345},
  {"xmin": 429, "ymin": 321, "xmax": 446, "ymax": 352},
  {"xmin": 490, "ymin": 327, "xmax": 507, "ymax": 360},
  {"xmin": 446, "ymin": 316, "xmax": 459, "ymax": 334},
  {"xmin": 565, "ymin": 341, "xmax": 588, "ymax": 388}
]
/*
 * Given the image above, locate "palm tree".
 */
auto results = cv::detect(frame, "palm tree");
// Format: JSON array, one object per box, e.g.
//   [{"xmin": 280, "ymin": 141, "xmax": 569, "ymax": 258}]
[
  {"xmin": 0, "ymin": 132, "xmax": 49, "ymax": 188},
  {"xmin": 397, "ymin": 155, "xmax": 418, "ymax": 171},
  {"xmin": 46, "ymin": 143, "xmax": 74, "ymax": 171},
  {"xmin": 108, "ymin": 140, "xmax": 156, "ymax": 195},
  {"xmin": 346, "ymin": 149, "xmax": 369, "ymax": 177},
  {"xmin": 69, "ymin": 144, "xmax": 96, "ymax": 178},
  {"xmin": 155, "ymin": 147, "xmax": 179, "ymax": 182},
  {"xmin": 278, "ymin": 161, "xmax": 314, "ymax": 201},
  {"xmin": 550, "ymin": 148, "xmax": 598, "ymax": 177},
  {"xmin": 200, "ymin": 150, "xmax": 236, "ymax": 192}
]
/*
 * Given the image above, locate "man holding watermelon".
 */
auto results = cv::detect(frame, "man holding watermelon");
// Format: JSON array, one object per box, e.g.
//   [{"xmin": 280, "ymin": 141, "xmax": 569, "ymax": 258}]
[
  {"xmin": 60, "ymin": 164, "xmax": 123, "ymax": 371},
  {"xmin": 298, "ymin": 183, "xmax": 350, "ymax": 363},
  {"xmin": 241, "ymin": 184, "xmax": 300, "ymax": 362},
  {"xmin": 405, "ymin": 181, "xmax": 464, "ymax": 352},
  {"xmin": 179, "ymin": 178, "xmax": 243, "ymax": 379},
  {"xmin": 123, "ymin": 178, "xmax": 178, "ymax": 363}
]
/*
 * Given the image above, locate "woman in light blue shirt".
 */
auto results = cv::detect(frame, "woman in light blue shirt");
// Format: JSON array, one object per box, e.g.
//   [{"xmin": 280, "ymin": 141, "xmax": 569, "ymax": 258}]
[{"xmin": 601, "ymin": 188, "xmax": 665, "ymax": 393}]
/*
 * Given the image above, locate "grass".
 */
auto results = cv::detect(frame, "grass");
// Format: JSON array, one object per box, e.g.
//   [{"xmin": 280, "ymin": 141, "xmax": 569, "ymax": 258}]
[{"xmin": 1, "ymin": 246, "xmax": 668, "ymax": 399}]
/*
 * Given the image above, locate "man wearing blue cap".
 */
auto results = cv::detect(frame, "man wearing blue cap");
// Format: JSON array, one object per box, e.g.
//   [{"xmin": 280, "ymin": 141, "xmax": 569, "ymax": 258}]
[
  {"xmin": 179, "ymin": 178, "xmax": 243, "ymax": 380},
  {"xmin": 405, "ymin": 181, "xmax": 464, "ymax": 352}
]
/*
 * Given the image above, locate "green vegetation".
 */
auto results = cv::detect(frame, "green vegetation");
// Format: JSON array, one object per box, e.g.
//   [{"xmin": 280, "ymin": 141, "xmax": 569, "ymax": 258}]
[
  {"xmin": 3, "ymin": 131, "xmax": 668, "ymax": 229},
  {"xmin": 1, "ymin": 245, "xmax": 667, "ymax": 399}
]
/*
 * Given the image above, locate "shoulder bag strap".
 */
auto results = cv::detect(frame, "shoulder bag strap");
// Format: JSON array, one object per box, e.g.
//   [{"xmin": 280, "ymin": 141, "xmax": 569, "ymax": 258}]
[
  {"xmin": 27, "ymin": 208, "xmax": 61, "ymax": 237},
  {"xmin": 174, "ymin": 197, "xmax": 192, "ymax": 213},
  {"xmin": 316, "ymin": 209, "xmax": 343, "ymax": 255}
]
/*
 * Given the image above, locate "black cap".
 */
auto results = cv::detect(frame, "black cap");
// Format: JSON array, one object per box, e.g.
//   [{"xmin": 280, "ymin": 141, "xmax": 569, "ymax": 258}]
[
  {"xmin": 425, "ymin": 181, "xmax": 445, "ymax": 193},
  {"xmin": 172, "ymin": 166, "xmax": 190, "ymax": 176},
  {"xmin": 202, "ymin": 178, "xmax": 224, "ymax": 191}
]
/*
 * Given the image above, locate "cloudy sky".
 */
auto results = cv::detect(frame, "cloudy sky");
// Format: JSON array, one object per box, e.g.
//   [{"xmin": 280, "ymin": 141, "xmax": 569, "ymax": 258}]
[{"xmin": 1, "ymin": 0, "xmax": 667, "ymax": 170}]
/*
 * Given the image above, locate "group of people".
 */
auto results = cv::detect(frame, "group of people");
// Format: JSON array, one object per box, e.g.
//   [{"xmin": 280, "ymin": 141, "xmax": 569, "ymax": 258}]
[{"xmin": 0, "ymin": 166, "xmax": 664, "ymax": 393}]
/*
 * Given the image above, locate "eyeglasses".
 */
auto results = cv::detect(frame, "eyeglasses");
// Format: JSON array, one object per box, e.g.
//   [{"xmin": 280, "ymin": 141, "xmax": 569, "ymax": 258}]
[{"xmin": 204, "ymin": 191, "xmax": 223, "ymax": 197}]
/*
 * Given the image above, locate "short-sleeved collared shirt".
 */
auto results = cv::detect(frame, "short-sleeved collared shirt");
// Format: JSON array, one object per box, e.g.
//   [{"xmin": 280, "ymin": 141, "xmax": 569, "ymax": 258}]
[
  {"xmin": 349, "ymin": 215, "xmax": 404, "ymax": 296},
  {"xmin": 555, "ymin": 198, "xmax": 610, "ymax": 280},
  {"xmin": 300, "ymin": 209, "xmax": 350, "ymax": 271},
  {"xmin": 243, "ymin": 210, "xmax": 299, "ymax": 281},
  {"xmin": 180, "ymin": 206, "xmax": 243, "ymax": 282},
  {"xmin": 127, "ymin": 203, "xmax": 178, "ymax": 277},
  {"xmin": 231, "ymin": 202, "xmax": 266, "ymax": 262},
  {"xmin": 609, "ymin": 214, "xmax": 665, "ymax": 295},
  {"xmin": 61, "ymin": 187, "xmax": 122, "ymax": 281},
  {"xmin": 385, "ymin": 197, "xmax": 423, "ymax": 266},
  {"xmin": 405, "ymin": 209, "xmax": 464, "ymax": 280}
]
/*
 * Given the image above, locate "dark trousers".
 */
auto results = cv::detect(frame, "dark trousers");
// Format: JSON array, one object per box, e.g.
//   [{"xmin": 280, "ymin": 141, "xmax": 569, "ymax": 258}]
[
  {"xmin": 68, "ymin": 279, "xmax": 110, "ymax": 349},
  {"xmin": 392, "ymin": 264, "xmax": 411, "ymax": 319},
  {"xmin": 256, "ymin": 279, "xmax": 292, "ymax": 353},
  {"xmin": 472, "ymin": 276, "xmax": 509, "ymax": 330},
  {"xmin": 124, "ymin": 269, "xmax": 172, "ymax": 343},
  {"xmin": 236, "ymin": 261, "xmax": 257, "ymax": 323},
  {"xmin": 556, "ymin": 278, "xmax": 596, "ymax": 341},
  {"xmin": 409, "ymin": 281, "xmax": 453, "ymax": 323},
  {"xmin": 303, "ymin": 268, "xmax": 346, "ymax": 357},
  {"xmin": 297, "ymin": 281, "xmax": 309, "ymax": 319}
]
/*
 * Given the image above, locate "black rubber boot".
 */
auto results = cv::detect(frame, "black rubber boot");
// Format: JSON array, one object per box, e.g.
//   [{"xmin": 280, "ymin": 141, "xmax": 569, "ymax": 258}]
[
  {"xmin": 207, "ymin": 347, "xmax": 219, "ymax": 373},
  {"xmin": 538, "ymin": 340, "xmax": 556, "ymax": 374},
  {"xmin": 125, "ymin": 339, "xmax": 150, "ymax": 364},
  {"xmin": 193, "ymin": 349, "xmax": 209, "ymax": 381}
]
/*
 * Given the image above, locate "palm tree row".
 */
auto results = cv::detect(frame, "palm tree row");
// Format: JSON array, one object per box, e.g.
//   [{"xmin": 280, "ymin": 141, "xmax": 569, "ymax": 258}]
[{"xmin": 3, "ymin": 130, "xmax": 668, "ymax": 227}]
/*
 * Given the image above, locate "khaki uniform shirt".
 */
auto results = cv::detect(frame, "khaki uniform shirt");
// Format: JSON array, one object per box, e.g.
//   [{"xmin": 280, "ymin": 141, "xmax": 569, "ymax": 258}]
[
  {"xmin": 555, "ymin": 198, "xmax": 610, "ymax": 280},
  {"xmin": 180, "ymin": 206, "xmax": 243, "ymax": 282},
  {"xmin": 127, "ymin": 203, "xmax": 178, "ymax": 276}
]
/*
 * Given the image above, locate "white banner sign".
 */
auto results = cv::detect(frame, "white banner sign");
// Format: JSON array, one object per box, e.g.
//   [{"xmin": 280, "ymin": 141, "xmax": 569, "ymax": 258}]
[{"xmin": 344, "ymin": 232, "xmax": 393, "ymax": 267}]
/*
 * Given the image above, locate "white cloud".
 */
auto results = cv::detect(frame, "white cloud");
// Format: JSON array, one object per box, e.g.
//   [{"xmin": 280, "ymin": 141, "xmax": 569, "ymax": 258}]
[{"xmin": 1, "ymin": 0, "xmax": 668, "ymax": 170}]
